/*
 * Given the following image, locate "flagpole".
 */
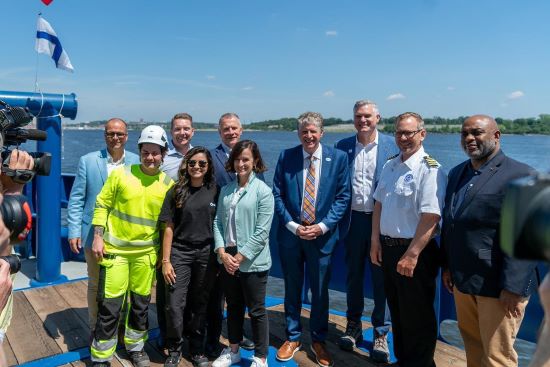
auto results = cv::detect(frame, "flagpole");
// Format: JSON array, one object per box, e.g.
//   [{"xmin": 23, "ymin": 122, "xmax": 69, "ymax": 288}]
[{"xmin": 34, "ymin": 13, "xmax": 42, "ymax": 93}]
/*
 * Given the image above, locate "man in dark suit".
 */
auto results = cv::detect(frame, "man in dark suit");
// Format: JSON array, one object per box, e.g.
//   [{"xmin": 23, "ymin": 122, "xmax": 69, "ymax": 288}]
[
  {"xmin": 207, "ymin": 112, "xmax": 255, "ymax": 356},
  {"xmin": 273, "ymin": 112, "xmax": 350, "ymax": 367},
  {"xmin": 335, "ymin": 100, "xmax": 397, "ymax": 362},
  {"xmin": 441, "ymin": 115, "xmax": 538, "ymax": 366}
]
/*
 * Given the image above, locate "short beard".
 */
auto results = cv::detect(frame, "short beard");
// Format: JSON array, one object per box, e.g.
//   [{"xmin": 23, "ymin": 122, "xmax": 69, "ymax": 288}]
[{"xmin": 464, "ymin": 140, "xmax": 497, "ymax": 161}]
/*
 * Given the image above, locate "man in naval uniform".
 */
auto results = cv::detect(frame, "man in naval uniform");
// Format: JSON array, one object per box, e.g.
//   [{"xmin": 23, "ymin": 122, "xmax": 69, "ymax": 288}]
[{"xmin": 370, "ymin": 112, "xmax": 447, "ymax": 367}]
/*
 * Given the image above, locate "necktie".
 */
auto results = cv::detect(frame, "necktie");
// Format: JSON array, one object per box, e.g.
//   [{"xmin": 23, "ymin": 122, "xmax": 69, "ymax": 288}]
[{"xmin": 302, "ymin": 155, "xmax": 316, "ymax": 225}]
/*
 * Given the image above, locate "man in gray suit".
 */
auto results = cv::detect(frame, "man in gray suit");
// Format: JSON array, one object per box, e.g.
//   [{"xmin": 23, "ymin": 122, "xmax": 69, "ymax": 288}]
[{"xmin": 67, "ymin": 118, "xmax": 139, "ymax": 330}]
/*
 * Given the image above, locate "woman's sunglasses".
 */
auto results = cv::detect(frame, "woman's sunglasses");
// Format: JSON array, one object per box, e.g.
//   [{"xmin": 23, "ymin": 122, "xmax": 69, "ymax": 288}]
[{"xmin": 188, "ymin": 160, "xmax": 208, "ymax": 168}]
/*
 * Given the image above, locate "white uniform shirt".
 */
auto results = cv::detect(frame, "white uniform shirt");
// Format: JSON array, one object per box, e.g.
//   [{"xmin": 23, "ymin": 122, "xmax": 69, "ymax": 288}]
[
  {"xmin": 373, "ymin": 146, "xmax": 447, "ymax": 239},
  {"xmin": 351, "ymin": 132, "xmax": 378, "ymax": 213},
  {"xmin": 285, "ymin": 144, "xmax": 328, "ymax": 235}
]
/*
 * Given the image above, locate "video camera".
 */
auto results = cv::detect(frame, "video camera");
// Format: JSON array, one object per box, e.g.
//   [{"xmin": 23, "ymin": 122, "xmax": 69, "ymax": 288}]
[
  {"xmin": 0, "ymin": 101, "xmax": 45, "ymax": 261},
  {"xmin": 0, "ymin": 100, "xmax": 51, "ymax": 180},
  {"xmin": 501, "ymin": 172, "xmax": 550, "ymax": 261}
]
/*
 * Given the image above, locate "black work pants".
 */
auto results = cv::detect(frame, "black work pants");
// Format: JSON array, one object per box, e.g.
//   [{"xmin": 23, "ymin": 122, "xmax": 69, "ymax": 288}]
[
  {"xmin": 221, "ymin": 267, "xmax": 269, "ymax": 359},
  {"xmin": 165, "ymin": 243, "xmax": 215, "ymax": 355},
  {"xmin": 381, "ymin": 238, "xmax": 439, "ymax": 367},
  {"xmin": 204, "ymin": 253, "xmax": 223, "ymax": 347}
]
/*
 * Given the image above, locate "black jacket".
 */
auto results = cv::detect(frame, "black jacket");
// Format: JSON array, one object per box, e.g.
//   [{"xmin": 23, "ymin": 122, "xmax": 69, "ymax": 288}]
[{"xmin": 441, "ymin": 150, "xmax": 538, "ymax": 298}]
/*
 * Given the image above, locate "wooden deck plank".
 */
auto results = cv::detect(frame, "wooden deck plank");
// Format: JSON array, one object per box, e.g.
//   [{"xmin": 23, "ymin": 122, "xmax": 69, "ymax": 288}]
[
  {"xmin": 55, "ymin": 280, "xmax": 90, "ymax": 327},
  {"xmin": 5, "ymin": 292, "xmax": 63, "ymax": 363},
  {"xmin": 24, "ymin": 285, "xmax": 90, "ymax": 352},
  {"xmin": 1, "ymin": 336, "xmax": 18, "ymax": 366}
]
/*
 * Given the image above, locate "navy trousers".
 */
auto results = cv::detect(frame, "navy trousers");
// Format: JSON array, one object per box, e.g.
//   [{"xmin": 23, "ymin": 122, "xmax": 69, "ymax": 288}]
[
  {"xmin": 344, "ymin": 211, "xmax": 391, "ymax": 335},
  {"xmin": 279, "ymin": 237, "xmax": 332, "ymax": 342}
]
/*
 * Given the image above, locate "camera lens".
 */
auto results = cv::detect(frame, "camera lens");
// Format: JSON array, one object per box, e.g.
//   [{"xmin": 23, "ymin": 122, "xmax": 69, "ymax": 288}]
[{"xmin": 0, "ymin": 195, "xmax": 32, "ymax": 242}]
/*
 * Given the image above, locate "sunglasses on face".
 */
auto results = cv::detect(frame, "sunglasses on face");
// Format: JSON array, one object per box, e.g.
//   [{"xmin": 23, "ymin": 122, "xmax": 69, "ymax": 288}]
[{"xmin": 188, "ymin": 160, "xmax": 208, "ymax": 168}]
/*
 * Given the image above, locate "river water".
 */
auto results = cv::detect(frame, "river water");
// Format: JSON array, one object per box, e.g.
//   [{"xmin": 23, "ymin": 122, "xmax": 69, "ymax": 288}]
[
  {"xmin": 59, "ymin": 130, "xmax": 550, "ymax": 179},
  {"xmin": 49, "ymin": 130, "xmax": 546, "ymax": 365}
]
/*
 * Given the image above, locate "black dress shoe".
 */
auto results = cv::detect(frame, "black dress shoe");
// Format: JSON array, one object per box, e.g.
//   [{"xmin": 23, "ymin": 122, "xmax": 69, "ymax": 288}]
[{"xmin": 239, "ymin": 336, "xmax": 255, "ymax": 350}]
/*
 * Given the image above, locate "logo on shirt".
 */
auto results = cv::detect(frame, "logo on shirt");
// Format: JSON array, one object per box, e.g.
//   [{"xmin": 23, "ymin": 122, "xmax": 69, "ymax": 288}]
[
  {"xmin": 404, "ymin": 173, "xmax": 414, "ymax": 183},
  {"xmin": 210, "ymin": 202, "xmax": 216, "ymax": 207}
]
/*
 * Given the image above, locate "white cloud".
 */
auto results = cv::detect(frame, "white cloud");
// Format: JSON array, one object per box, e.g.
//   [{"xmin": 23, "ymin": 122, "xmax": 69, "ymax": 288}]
[
  {"xmin": 241, "ymin": 86, "xmax": 254, "ymax": 91},
  {"xmin": 386, "ymin": 93, "xmax": 405, "ymax": 101},
  {"xmin": 507, "ymin": 90, "xmax": 525, "ymax": 100},
  {"xmin": 325, "ymin": 30, "xmax": 338, "ymax": 36},
  {"xmin": 447, "ymin": 86, "xmax": 455, "ymax": 91},
  {"xmin": 323, "ymin": 90, "xmax": 335, "ymax": 97},
  {"xmin": 206, "ymin": 75, "xmax": 216, "ymax": 80}
]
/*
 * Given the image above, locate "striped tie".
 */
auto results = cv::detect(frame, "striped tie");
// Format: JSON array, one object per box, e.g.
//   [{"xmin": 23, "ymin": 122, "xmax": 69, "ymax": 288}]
[{"xmin": 302, "ymin": 155, "xmax": 316, "ymax": 225}]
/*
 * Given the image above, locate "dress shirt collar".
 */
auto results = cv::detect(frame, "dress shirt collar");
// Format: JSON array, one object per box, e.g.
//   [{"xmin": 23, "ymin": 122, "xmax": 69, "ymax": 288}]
[
  {"xmin": 355, "ymin": 130, "xmax": 378, "ymax": 149},
  {"xmin": 302, "ymin": 144, "xmax": 322, "ymax": 161},
  {"xmin": 107, "ymin": 150, "xmax": 125, "ymax": 165},
  {"xmin": 222, "ymin": 143, "xmax": 232, "ymax": 156},
  {"xmin": 167, "ymin": 143, "xmax": 192, "ymax": 157}
]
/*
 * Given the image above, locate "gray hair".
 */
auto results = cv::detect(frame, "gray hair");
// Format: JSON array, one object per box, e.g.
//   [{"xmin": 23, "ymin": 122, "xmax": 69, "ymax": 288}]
[
  {"xmin": 395, "ymin": 112, "xmax": 424, "ymax": 130},
  {"xmin": 353, "ymin": 100, "xmax": 379, "ymax": 115},
  {"xmin": 297, "ymin": 112, "xmax": 324, "ymax": 131},
  {"xmin": 218, "ymin": 112, "xmax": 241, "ymax": 126}
]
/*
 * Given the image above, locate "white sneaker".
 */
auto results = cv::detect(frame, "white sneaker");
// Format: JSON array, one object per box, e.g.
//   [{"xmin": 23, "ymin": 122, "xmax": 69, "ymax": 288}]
[
  {"xmin": 212, "ymin": 347, "xmax": 241, "ymax": 367},
  {"xmin": 250, "ymin": 355, "xmax": 268, "ymax": 367}
]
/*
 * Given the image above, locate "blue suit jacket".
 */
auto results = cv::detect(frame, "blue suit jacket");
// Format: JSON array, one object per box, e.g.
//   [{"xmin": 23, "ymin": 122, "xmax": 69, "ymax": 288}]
[
  {"xmin": 335, "ymin": 132, "xmax": 398, "ymax": 230},
  {"xmin": 211, "ymin": 144, "xmax": 237, "ymax": 188},
  {"xmin": 210, "ymin": 143, "xmax": 265, "ymax": 187},
  {"xmin": 272, "ymin": 144, "xmax": 351, "ymax": 254},
  {"xmin": 67, "ymin": 149, "xmax": 139, "ymax": 248},
  {"xmin": 441, "ymin": 151, "xmax": 538, "ymax": 298}
]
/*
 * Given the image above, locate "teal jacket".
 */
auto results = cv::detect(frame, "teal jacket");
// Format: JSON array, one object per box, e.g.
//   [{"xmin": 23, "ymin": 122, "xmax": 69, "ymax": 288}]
[{"xmin": 213, "ymin": 172, "xmax": 274, "ymax": 273}]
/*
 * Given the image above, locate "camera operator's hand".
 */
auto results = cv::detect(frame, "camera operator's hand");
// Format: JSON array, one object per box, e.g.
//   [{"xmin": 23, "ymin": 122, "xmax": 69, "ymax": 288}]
[
  {"xmin": 0, "ymin": 259, "xmax": 13, "ymax": 313},
  {"xmin": 499, "ymin": 289, "xmax": 525, "ymax": 319},
  {"xmin": 0, "ymin": 193, "xmax": 11, "ymax": 256},
  {"xmin": 69, "ymin": 237, "xmax": 82, "ymax": 254},
  {"xmin": 1, "ymin": 149, "xmax": 35, "ymax": 195}
]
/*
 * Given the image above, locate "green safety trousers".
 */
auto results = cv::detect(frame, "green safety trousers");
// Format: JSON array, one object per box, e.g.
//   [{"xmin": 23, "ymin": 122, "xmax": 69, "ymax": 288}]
[{"xmin": 90, "ymin": 250, "xmax": 157, "ymax": 363}]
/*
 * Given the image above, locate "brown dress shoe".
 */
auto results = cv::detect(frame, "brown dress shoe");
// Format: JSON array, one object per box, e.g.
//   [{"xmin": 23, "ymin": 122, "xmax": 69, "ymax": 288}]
[
  {"xmin": 311, "ymin": 341, "xmax": 334, "ymax": 367},
  {"xmin": 276, "ymin": 340, "xmax": 302, "ymax": 361}
]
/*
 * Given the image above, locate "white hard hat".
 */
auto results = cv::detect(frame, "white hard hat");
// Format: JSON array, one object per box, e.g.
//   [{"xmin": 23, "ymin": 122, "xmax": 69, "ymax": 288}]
[{"xmin": 138, "ymin": 125, "xmax": 168, "ymax": 149}]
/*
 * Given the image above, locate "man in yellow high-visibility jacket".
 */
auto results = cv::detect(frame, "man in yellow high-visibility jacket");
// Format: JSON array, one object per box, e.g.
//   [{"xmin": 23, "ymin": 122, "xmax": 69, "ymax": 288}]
[{"xmin": 90, "ymin": 125, "xmax": 174, "ymax": 367}]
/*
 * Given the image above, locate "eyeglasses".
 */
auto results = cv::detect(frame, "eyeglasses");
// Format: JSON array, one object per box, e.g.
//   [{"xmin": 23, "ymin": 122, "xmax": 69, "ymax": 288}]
[
  {"xmin": 105, "ymin": 132, "xmax": 127, "ymax": 138},
  {"xmin": 188, "ymin": 160, "xmax": 208, "ymax": 168},
  {"xmin": 395, "ymin": 129, "xmax": 422, "ymax": 139}
]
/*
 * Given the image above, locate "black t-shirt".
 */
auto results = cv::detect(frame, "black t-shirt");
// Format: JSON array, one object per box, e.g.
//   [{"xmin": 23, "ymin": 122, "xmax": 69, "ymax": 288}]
[{"xmin": 159, "ymin": 184, "xmax": 219, "ymax": 247}]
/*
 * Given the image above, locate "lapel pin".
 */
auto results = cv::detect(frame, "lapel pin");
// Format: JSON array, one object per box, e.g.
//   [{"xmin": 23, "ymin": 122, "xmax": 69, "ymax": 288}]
[
  {"xmin": 326, "ymin": 157, "xmax": 331, "ymax": 162},
  {"xmin": 348, "ymin": 149, "xmax": 352, "ymax": 153}
]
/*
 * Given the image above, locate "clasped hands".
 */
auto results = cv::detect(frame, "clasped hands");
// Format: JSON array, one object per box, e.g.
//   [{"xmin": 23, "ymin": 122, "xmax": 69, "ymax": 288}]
[
  {"xmin": 296, "ymin": 224, "xmax": 323, "ymax": 240},
  {"xmin": 220, "ymin": 250, "xmax": 245, "ymax": 275}
]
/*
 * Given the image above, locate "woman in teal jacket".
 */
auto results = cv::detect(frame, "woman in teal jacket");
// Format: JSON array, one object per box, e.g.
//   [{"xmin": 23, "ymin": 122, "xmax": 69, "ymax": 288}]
[{"xmin": 212, "ymin": 140, "xmax": 274, "ymax": 367}]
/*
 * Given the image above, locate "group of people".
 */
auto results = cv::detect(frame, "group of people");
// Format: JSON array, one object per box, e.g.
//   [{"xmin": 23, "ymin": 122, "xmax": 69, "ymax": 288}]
[{"xmin": 66, "ymin": 100, "xmax": 539, "ymax": 367}]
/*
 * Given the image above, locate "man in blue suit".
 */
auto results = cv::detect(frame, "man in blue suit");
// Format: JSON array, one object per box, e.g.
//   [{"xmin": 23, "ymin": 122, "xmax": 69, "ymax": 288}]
[
  {"xmin": 67, "ymin": 118, "xmax": 139, "ymax": 331},
  {"xmin": 335, "ymin": 100, "xmax": 397, "ymax": 362},
  {"xmin": 273, "ymin": 112, "xmax": 350, "ymax": 367},
  {"xmin": 441, "ymin": 115, "xmax": 538, "ymax": 366}
]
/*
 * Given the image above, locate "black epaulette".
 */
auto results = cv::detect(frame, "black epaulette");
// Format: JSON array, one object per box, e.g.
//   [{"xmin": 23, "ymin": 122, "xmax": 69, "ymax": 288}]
[
  {"xmin": 387, "ymin": 153, "xmax": 399, "ymax": 161},
  {"xmin": 423, "ymin": 155, "xmax": 440, "ymax": 168}
]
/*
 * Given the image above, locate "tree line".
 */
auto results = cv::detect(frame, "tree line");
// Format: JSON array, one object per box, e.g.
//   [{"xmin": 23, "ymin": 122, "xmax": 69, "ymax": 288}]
[{"xmin": 71, "ymin": 114, "xmax": 550, "ymax": 134}]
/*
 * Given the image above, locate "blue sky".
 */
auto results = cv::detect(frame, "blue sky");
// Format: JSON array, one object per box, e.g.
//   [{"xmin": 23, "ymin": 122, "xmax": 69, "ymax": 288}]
[{"xmin": 1, "ymin": 0, "xmax": 549, "ymax": 124}]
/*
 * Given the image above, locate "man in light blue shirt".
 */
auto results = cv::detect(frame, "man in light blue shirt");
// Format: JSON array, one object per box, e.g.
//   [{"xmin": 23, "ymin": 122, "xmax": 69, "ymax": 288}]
[{"xmin": 161, "ymin": 113, "xmax": 195, "ymax": 180}]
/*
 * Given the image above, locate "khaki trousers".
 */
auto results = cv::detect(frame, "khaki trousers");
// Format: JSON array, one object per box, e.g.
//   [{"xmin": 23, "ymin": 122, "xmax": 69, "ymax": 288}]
[
  {"xmin": 85, "ymin": 248, "xmax": 100, "ymax": 330},
  {"xmin": 454, "ymin": 287, "xmax": 528, "ymax": 367}
]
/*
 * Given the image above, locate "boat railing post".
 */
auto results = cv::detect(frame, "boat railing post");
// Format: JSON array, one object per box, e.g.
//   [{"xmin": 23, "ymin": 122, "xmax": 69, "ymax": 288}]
[{"xmin": 0, "ymin": 90, "xmax": 77, "ymax": 286}]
